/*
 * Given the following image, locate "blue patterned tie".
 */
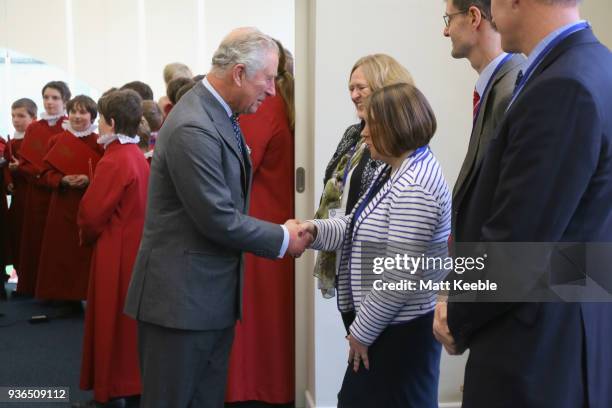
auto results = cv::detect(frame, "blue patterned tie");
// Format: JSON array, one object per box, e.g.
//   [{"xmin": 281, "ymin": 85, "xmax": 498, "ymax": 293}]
[{"xmin": 230, "ymin": 114, "xmax": 244, "ymax": 156}]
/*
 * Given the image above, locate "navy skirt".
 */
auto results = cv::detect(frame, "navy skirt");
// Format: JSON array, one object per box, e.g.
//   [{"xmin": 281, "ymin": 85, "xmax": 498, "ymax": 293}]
[{"xmin": 338, "ymin": 311, "xmax": 441, "ymax": 408}]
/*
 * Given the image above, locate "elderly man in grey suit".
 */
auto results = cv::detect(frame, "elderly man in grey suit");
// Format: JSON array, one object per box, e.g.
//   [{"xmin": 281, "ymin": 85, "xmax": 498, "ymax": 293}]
[
  {"xmin": 434, "ymin": 0, "xmax": 525, "ymax": 351},
  {"xmin": 125, "ymin": 28, "xmax": 309, "ymax": 408}
]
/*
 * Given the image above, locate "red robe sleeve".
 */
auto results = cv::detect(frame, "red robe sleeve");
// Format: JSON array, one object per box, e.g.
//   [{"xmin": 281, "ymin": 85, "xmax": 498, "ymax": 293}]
[{"xmin": 78, "ymin": 155, "xmax": 125, "ymax": 245}]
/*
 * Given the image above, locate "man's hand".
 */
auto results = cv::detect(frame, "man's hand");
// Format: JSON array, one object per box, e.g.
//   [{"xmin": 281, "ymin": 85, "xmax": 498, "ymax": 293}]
[
  {"xmin": 347, "ymin": 334, "xmax": 370, "ymax": 372},
  {"xmin": 433, "ymin": 301, "xmax": 460, "ymax": 355},
  {"xmin": 284, "ymin": 219, "xmax": 313, "ymax": 257}
]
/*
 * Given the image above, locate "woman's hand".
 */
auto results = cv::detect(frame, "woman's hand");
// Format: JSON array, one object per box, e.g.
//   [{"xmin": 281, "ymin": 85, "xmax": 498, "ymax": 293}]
[
  {"xmin": 347, "ymin": 334, "xmax": 370, "ymax": 372},
  {"xmin": 299, "ymin": 221, "xmax": 317, "ymax": 243}
]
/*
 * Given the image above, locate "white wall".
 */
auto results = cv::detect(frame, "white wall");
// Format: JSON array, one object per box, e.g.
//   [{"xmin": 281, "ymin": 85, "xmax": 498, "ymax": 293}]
[
  {"xmin": 2, "ymin": 0, "xmax": 612, "ymax": 407},
  {"xmin": 0, "ymin": 0, "xmax": 294, "ymax": 99},
  {"xmin": 300, "ymin": 0, "xmax": 612, "ymax": 407}
]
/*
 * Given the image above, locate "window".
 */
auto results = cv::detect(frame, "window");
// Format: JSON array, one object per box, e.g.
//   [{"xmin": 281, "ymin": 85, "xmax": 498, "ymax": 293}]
[{"xmin": 0, "ymin": 48, "xmax": 99, "ymax": 137}]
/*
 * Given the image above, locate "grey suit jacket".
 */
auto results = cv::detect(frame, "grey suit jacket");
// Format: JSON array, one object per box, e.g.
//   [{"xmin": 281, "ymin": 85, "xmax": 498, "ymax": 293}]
[
  {"xmin": 452, "ymin": 53, "xmax": 526, "ymax": 232},
  {"xmin": 125, "ymin": 81, "xmax": 284, "ymax": 331}
]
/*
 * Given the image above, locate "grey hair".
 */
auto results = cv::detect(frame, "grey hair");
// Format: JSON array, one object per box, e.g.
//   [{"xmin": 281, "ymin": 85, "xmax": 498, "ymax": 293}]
[{"xmin": 211, "ymin": 27, "xmax": 279, "ymax": 78}]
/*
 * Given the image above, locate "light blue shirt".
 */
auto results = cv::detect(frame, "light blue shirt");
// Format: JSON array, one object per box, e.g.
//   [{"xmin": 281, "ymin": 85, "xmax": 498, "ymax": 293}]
[
  {"xmin": 475, "ymin": 52, "xmax": 509, "ymax": 98},
  {"xmin": 523, "ymin": 20, "xmax": 587, "ymax": 83},
  {"xmin": 202, "ymin": 77, "xmax": 290, "ymax": 258},
  {"xmin": 507, "ymin": 20, "xmax": 587, "ymax": 109}
]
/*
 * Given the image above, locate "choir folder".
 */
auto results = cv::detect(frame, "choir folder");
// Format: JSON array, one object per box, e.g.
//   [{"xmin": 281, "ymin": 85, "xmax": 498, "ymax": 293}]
[{"xmin": 44, "ymin": 134, "xmax": 101, "ymax": 175}]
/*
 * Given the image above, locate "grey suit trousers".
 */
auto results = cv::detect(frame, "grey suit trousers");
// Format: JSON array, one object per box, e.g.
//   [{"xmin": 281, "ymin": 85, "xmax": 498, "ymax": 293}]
[{"xmin": 138, "ymin": 321, "xmax": 235, "ymax": 408}]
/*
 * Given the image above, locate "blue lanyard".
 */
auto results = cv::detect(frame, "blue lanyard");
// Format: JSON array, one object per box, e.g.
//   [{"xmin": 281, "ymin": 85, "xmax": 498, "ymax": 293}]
[
  {"xmin": 350, "ymin": 145, "xmax": 429, "ymax": 238},
  {"xmin": 473, "ymin": 53, "xmax": 514, "ymax": 128},
  {"xmin": 342, "ymin": 145, "xmax": 428, "ymax": 308},
  {"xmin": 509, "ymin": 21, "xmax": 589, "ymax": 108}
]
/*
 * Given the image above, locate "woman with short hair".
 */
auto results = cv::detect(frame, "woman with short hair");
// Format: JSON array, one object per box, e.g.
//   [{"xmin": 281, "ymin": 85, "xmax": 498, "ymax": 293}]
[
  {"xmin": 225, "ymin": 40, "xmax": 296, "ymax": 404},
  {"xmin": 305, "ymin": 83, "xmax": 451, "ymax": 407}
]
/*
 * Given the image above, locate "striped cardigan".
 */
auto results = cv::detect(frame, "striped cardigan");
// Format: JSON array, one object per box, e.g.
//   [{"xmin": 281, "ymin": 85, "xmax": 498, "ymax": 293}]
[{"xmin": 310, "ymin": 147, "xmax": 451, "ymax": 345}]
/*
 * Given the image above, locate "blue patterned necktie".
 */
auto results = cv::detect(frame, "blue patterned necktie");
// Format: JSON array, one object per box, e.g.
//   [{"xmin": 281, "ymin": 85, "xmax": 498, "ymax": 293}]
[{"xmin": 230, "ymin": 114, "xmax": 244, "ymax": 156}]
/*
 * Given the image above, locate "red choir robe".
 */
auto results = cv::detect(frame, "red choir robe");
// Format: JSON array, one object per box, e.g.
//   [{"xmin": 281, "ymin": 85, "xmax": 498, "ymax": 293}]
[
  {"xmin": 15, "ymin": 117, "xmax": 66, "ymax": 295},
  {"xmin": 35, "ymin": 131, "xmax": 102, "ymax": 300},
  {"xmin": 0, "ymin": 138, "xmax": 9, "ymax": 274},
  {"xmin": 225, "ymin": 91, "xmax": 295, "ymax": 403},
  {"xmin": 3, "ymin": 137, "xmax": 27, "ymax": 269},
  {"xmin": 78, "ymin": 141, "xmax": 149, "ymax": 403}
]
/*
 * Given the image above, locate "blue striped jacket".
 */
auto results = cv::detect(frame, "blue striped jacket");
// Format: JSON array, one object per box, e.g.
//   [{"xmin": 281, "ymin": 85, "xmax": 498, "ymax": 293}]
[{"xmin": 310, "ymin": 147, "xmax": 451, "ymax": 345}]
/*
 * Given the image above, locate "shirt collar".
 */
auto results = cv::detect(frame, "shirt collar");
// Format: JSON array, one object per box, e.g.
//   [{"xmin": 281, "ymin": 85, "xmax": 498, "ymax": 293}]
[
  {"xmin": 40, "ymin": 111, "xmax": 66, "ymax": 126},
  {"xmin": 97, "ymin": 133, "xmax": 140, "ymax": 149},
  {"xmin": 62, "ymin": 121, "xmax": 97, "ymax": 138},
  {"xmin": 475, "ymin": 52, "xmax": 509, "ymax": 97},
  {"xmin": 202, "ymin": 76, "xmax": 233, "ymax": 118},
  {"xmin": 524, "ymin": 20, "xmax": 587, "ymax": 74}
]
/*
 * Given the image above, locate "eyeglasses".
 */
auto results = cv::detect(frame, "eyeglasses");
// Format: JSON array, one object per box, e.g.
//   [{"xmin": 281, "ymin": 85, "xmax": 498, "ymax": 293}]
[{"xmin": 443, "ymin": 9, "xmax": 469, "ymax": 28}]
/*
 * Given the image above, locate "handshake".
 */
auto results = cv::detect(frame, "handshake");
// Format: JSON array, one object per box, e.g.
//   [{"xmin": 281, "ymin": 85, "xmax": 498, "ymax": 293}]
[{"xmin": 284, "ymin": 219, "xmax": 317, "ymax": 258}]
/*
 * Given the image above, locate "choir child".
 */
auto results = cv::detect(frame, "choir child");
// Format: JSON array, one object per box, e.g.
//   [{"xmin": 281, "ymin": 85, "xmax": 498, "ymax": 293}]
[
  {"xmin": 14, "ymin": 81, "xmax": 70, "ymax": 296},
  {"xmin": 75, "ymin": 89, "xmax": 149, "ymax": 408},
  {"xmin": 2, "ymin": 98, "xmax": 38, "ymax": 295},
  {"xmin": 36, "ymin": 95, "xmax": 102, "ymax": 303}
]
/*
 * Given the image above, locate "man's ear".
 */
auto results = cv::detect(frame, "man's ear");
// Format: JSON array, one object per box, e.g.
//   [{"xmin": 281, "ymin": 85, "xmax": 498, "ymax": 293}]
[
  {"xmin": 468, "ymin": 5, "xmax": 483, "ymax": 29},
  {"xmin": 232, "ymin": 64, "xmax": 247, "ymax": 87},
  {"xmin": 110, "ymin": 117, "xmax": 116, "ymax": 133}
]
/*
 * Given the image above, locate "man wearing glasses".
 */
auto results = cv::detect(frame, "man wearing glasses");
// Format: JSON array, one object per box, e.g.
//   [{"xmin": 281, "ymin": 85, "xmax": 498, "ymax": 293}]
[
  {"xmin": 434, "ymin": 0, "xmax": 524, "ymax": 385},
  {"xmin": 441, "ymin": 0, "xmax": 524, "ymax": 235}
]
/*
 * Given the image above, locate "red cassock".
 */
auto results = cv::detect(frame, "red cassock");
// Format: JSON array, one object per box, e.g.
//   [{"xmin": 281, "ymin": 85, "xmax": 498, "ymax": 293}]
[
  {"xmin": 35, "ymin": 131, "xmax": 103, "ymax": 300},
  {"xmin": 0, "ymin": 138, "xmax": 9, "ymax": 270},
  {"xmin": 3, "ymin": 137, "xmax": 27, "ymax": 269},
  {"xmin": 225, "ymin": 92, "xmax": 295, "ymax": 403},
  {"xmin": 78, "ymin": 141, "xmax": 149, "ymax": 403},
  {"xmin": 16, "ymin": 118, "xmax": 67, "ymax": 295}
]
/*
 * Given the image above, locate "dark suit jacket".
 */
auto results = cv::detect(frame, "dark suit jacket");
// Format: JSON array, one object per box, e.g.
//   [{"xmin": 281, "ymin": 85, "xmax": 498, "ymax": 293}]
[
  {"xmin": 448, "ymin": 28, "xmax": 612, "ymax": 408},
  {"xmin": 125, "ymin": 82, "xmax": 284, "ymax": 331},
  {"xmin": 452, "ymin": 53, "xmax": 525, "ymax": 233}
]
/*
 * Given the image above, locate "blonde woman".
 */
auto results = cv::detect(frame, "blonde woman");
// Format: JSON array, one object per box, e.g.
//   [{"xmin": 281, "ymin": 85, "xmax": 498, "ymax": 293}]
[{"xmin": 315, "ymin": 54, "xmax": 414, "ymax": 303}]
